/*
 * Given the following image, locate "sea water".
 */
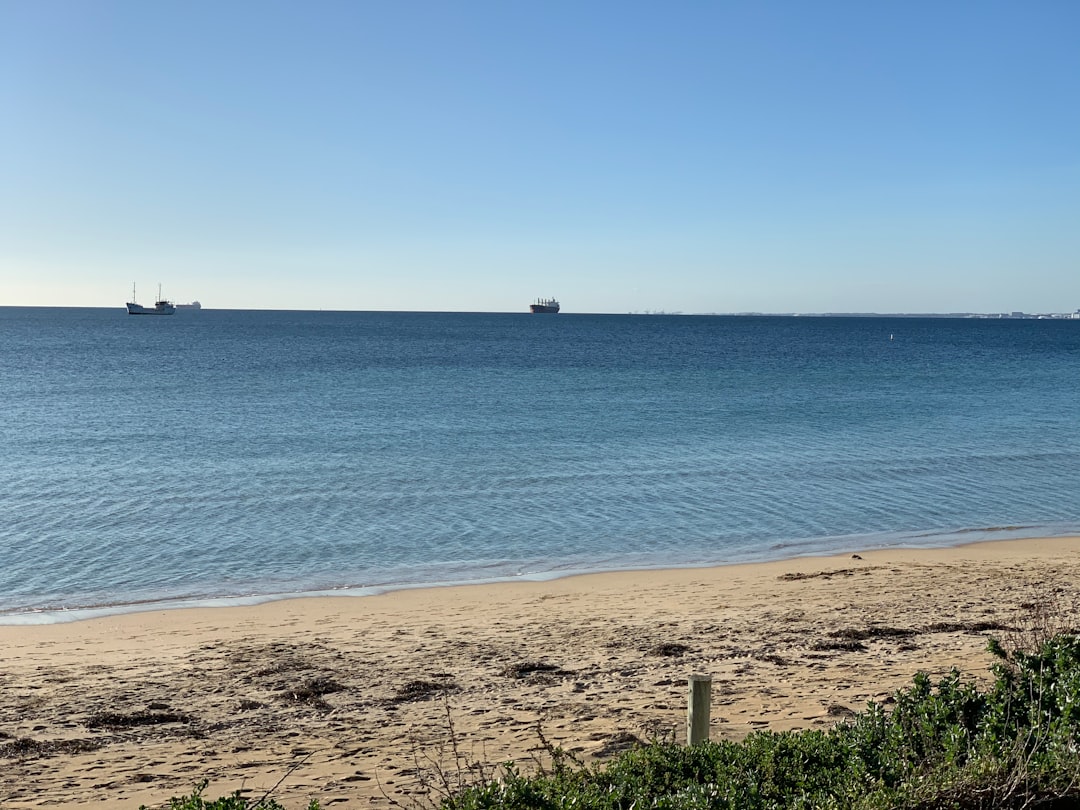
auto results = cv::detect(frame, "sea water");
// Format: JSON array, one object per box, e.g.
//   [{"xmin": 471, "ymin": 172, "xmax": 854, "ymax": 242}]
[{"xmin": 2, "ymin": 308, "xmax": 1079, "ymax": 622}]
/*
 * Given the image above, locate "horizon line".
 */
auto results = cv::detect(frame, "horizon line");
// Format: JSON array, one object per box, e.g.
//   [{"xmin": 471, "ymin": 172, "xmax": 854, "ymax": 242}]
[{"xmin": 2, "ymin": 305, "xmax": 1079, "ymax": 319}]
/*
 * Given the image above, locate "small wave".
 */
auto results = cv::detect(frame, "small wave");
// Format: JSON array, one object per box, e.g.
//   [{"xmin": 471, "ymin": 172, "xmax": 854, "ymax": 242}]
[
  {"xmin": 5, "ymin": 522, "xmax": 1079, "ymax": 625},
  {"xmin": 951, "ymin": 525, "xmax": 1036, "ymax": 535}
]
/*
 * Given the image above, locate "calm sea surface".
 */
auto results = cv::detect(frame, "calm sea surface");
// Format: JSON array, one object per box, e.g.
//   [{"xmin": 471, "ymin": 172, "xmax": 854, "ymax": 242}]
[{"xmin": 2, "ymin": 308, "xmax": 1079, "ymax": 623}]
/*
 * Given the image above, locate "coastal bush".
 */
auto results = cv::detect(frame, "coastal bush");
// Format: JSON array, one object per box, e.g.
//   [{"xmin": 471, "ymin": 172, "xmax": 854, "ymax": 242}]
[
  {"xmin": 140, "ymin": 780, "xmax": 320, "ymax": 810},
  {"xmin": 437, "ymin": 633, "xmax": 1080, "ymax": 810}
]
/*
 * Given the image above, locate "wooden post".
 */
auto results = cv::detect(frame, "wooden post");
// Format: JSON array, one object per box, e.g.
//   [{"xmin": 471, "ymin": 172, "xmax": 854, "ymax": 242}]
[{"xmin": 687, "ymin": 674, "xmax": 712, "ymax": 745}]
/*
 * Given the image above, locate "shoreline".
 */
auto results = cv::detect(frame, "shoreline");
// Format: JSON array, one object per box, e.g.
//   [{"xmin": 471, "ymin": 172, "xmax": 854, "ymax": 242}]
[
  {"xmin": 4, "ymin": 536, "xmax": 1080, "ymax": 809},
  {"xmin": 4, "ymin": 524, "xmax": 1077, "ymax": 626}
]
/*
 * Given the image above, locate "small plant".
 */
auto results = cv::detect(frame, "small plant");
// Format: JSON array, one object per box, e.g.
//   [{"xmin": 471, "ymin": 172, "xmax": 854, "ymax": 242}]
[
  {"xmin": 993, "ymin": 594, "xmax": 1077, "ymax": 667},
  {"xmin": 381, "ymin": 698, "xmax": 498, "ymax": 809},
  {"xmin": 144, "ymin": 749, "xmax": 321, "ymax": 810},
  {"xmin": 141, "ymin": 780, "xmax": 321, "ymax": 809}
]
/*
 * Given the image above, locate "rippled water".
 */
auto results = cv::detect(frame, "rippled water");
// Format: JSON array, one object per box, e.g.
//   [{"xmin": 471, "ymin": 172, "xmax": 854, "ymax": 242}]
[{"xmin": 2, "ymin": 308, "xmax": 1079, "ymax": 621}]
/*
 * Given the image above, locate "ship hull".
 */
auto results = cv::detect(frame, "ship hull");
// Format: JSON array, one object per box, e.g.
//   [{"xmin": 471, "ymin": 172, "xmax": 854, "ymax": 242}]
[
  {"xmin": 530, "ymin": 304, "xmax": 560, "ymax": 313},
  {"xmin": 127, "ymin": 303, "xmax": 176, "ymax": 315}
]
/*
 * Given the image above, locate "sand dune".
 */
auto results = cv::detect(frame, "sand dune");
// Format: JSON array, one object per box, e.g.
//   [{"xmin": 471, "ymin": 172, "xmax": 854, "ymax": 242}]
[{"xmin": 3, "ymin": 537, "xmax": 1080, "ymax": 809}]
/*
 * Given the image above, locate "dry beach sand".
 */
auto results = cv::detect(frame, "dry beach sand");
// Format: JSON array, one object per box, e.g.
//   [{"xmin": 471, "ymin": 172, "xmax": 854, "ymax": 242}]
[{"xmin": 3, "ymin": 536, "xmax": 1080, "ymax": 809}]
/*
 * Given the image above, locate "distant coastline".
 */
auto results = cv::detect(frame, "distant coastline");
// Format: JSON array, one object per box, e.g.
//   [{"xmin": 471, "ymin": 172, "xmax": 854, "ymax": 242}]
[{"xmin": 637, "ymin": 310, "xmax": 1080, "ymax": 319}]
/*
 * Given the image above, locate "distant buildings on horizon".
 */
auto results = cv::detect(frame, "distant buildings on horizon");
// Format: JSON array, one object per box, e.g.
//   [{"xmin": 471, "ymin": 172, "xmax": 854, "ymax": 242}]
[
  {"xmin": 986, "ymin": 310, "xmax": 1080, "ymax": 319},
  {"xmin": 688, "ymin": 310, "xmax": 1080, "ymax": 319}
]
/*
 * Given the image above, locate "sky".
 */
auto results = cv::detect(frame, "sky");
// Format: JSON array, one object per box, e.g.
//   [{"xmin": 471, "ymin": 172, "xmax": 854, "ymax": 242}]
[{"xmin": 2, "ymin": 1, "xmax": 1078, "ymax": 314}]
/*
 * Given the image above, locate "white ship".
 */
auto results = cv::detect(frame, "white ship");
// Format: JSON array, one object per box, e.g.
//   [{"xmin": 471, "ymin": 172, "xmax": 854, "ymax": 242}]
[{"xmin": 126, "ymin": 284, "xmax": 175, "ymax": 316}]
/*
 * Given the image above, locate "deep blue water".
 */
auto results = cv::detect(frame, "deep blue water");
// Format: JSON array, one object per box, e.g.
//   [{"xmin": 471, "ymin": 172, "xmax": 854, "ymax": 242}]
[{"xmin": 2, "ymin": 308, "xmax": 1079, "ymax": 622}]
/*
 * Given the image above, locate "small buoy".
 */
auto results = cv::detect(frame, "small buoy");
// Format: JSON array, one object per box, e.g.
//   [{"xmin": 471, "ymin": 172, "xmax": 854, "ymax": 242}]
[{"xmin": 889, "ymin": 334, "xmax": 894, "ymax": 340}]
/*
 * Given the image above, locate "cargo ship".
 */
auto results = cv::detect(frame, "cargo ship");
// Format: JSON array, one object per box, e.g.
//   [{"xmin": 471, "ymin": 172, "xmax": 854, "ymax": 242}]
[
  {"xmin": 126, "ymin": 284, "xmax": 175, "ymax": 315},
  {"xmin": 530, "ymin": 297, "xmax": 560, "ymax": 314}
]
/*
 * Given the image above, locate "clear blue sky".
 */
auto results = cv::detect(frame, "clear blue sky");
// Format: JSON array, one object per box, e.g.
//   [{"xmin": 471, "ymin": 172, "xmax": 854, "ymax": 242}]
[{"xmin": 3, "ymin": 0, "xmax": 1078, "ymax": 313}]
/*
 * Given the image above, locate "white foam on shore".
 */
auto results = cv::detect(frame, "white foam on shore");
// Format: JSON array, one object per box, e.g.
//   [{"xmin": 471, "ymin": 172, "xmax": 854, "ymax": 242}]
[{"xmin": 4, "ymin": 523, "xmax": 1077, "ymax": 626}]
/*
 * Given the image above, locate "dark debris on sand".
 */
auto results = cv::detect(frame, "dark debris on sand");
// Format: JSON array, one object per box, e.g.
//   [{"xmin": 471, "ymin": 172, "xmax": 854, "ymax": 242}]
[
  {"xmin": 829, "ymin": 626, "xmax": 917, "ymax": 641},
  {"xmin": 499, "ymin": 661, "xmax": 570, "ymax": 679},
  {"xmin": 648, "ymin": 643, "xmax": 691, "ymax": 657},
  {"xmin": 390, "ymin": 678, "xmax": 458, "ymax": 703},
  {"xmin": 281, "ymin": 676, "xmax": 345, "ymax": 702},
  {"xmin": 924, "ymin": 620, "xmax": 1012, "ymax": 634},
  {"xmin": 85, "ymin": 710, "xmax": 191, "ymax": 730},
  {"xmin": 0, "ymin": 736, "xmax": 103, "ymax": 760},
  {"xmin": 811, "ymin": 639, "xmax": 868, "ymax": 653},
  {"xmin": 778, "ymin": 568, "xmax": 866, "ymax": 581},
  {"xmin": 592, "ymin": 731, "xmax": 643, "ymax": 758}
]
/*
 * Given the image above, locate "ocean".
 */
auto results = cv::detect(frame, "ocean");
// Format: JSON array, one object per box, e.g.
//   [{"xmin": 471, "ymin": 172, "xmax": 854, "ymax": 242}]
[{"xmin": 2, "ymin": 308, "xmax": 1079, "ymax": 623}]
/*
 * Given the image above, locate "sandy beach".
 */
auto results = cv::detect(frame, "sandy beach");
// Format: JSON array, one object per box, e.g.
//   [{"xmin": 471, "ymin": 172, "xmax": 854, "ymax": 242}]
[{"xmin": 3, "ymin": 536, "xmax": 1080, "ymax": 809}]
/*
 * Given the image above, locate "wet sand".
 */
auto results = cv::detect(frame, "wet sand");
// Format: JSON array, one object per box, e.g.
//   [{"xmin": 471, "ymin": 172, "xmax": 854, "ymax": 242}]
[{"xmin": 3, "ymin": 536, "xmax": 1079, "ymax": 808}]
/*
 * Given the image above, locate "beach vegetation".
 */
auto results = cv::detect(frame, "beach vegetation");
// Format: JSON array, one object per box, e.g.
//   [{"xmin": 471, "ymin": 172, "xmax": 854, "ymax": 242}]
[
  {"xmin": 141, "ymin": 779, "xmax": 320, "ymax": 809},
  {"xmin": 146, "ymin": 626, "xmax": 1080, "ymax": 809},
  {"xmin": 427, "ymin": 632, "xmax": 1080, "ymax": 809}
]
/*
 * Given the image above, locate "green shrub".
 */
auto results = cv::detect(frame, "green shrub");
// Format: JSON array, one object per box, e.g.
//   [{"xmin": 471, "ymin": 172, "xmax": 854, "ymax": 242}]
[
  {"xmin": 442, "ymin": 634, "xmax": 1080, "ymax": 810},
  {"xmin": 140, "ymin": 780, "xmax": 320, "ymax": 810}
]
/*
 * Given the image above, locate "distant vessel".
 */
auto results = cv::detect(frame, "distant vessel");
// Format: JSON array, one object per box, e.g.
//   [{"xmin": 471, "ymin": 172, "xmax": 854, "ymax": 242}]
[
  {"xmin": 530, "ymin": 297, "xmax": 560, "ymax": 314},
  {"xmin": 175, "ymin": 301, "xmax": 202, "ymax": 310},
  {"xmin": 126, "ymin": 284, "xmax": 175, "ymax": 315}
]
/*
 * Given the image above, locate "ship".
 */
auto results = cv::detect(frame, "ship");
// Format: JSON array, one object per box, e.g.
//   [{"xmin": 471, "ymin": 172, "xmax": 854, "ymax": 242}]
[
  {"xmin": 530, "ymin": 297, "xmax": 560, "ymax": 314},
  {"xmin": 175, "ymin": 301, "xmax": 202, "ymax": 310},
  {"xmin": 126, "ymin": 284, "xmax": 176, "ymax": 315}
]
